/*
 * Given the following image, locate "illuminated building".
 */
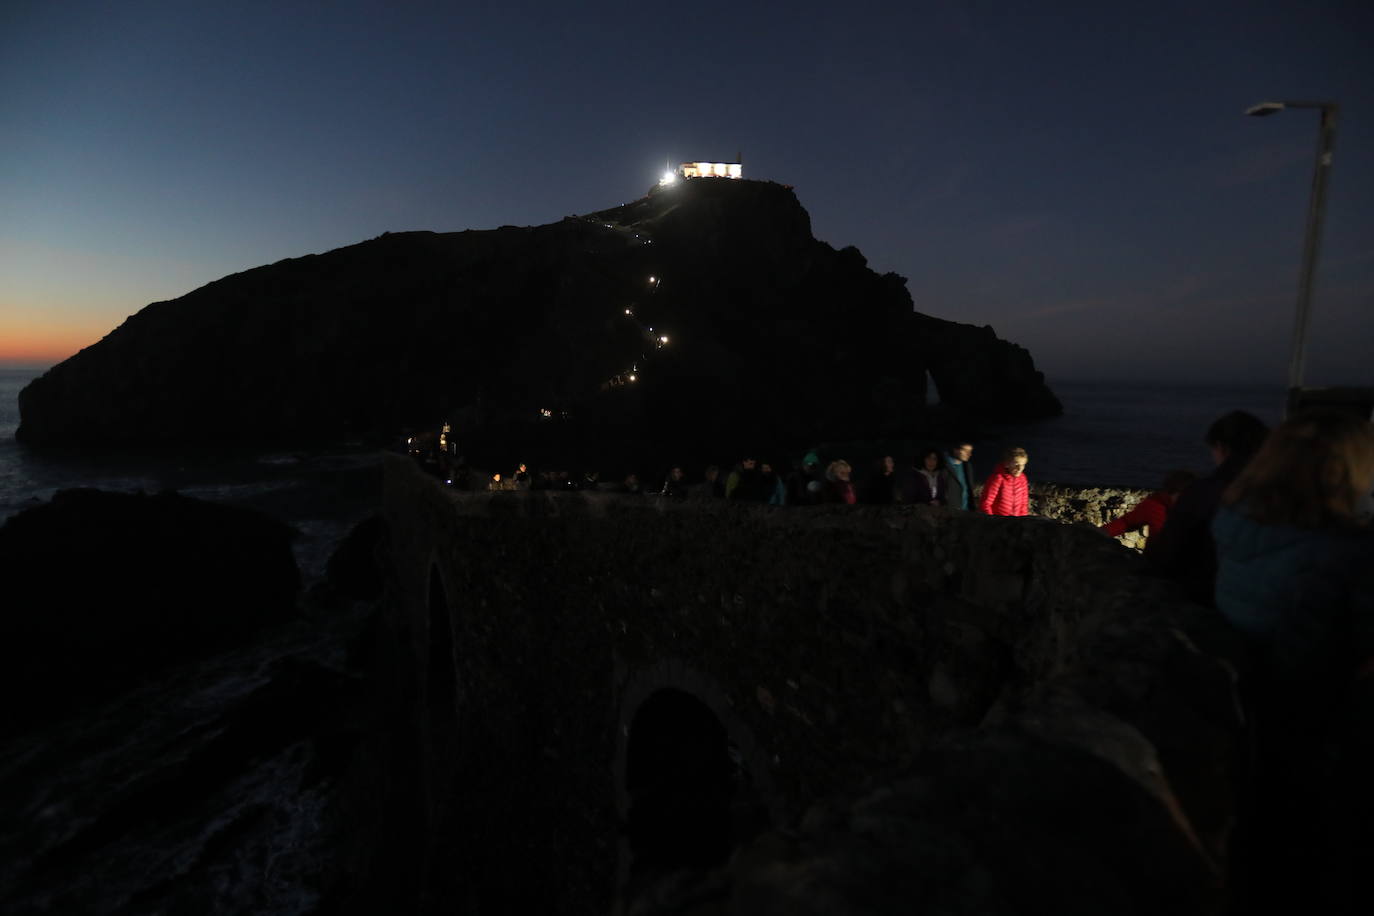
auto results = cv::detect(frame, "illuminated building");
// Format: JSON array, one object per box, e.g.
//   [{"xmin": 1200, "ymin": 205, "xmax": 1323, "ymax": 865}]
[{"xmin": 678, "ymin": 160, "xmax": 743, "ymax": 180}]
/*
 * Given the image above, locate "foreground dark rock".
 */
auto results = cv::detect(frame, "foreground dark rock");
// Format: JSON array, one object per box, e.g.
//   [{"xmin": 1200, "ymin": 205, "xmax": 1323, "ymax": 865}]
[
  {"xmin": 0, "ymin": 500, "xmax": 409, "ymax": 916},
  {"xmin": 17, "ymin": 179, "xmax": 1060, "ymax": 465},
  {"xmin": 0, "ymin": 488, "xmax": 300, "ymax": 734}
]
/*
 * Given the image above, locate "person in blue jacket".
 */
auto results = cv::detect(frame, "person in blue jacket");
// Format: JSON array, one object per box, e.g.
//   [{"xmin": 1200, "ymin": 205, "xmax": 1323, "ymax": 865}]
[{"xmin": 1212, "ymin": 408, "xmax": 1374, "ymax": 913}]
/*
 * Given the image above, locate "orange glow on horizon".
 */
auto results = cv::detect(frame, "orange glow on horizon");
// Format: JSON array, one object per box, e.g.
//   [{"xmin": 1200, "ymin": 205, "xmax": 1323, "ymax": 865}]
[{"xmin": 0, "ymin": 321, "xmax": 103, "ymax": 366}]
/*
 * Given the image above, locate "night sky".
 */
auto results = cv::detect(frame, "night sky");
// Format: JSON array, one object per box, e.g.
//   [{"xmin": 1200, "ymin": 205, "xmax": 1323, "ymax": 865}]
[{"xmin": 2, "ymin": 0, "xmax": 1370, "ymax": 385}]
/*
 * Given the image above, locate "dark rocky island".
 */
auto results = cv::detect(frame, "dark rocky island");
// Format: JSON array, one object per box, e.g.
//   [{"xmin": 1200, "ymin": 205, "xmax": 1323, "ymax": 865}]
[{"xmin": 17, "ymin": 179, "xmax": 1059, "ymax": 464}]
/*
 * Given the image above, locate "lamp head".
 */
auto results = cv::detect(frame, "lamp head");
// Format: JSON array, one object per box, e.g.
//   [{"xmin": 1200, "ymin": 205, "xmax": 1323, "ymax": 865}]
[{"xmin": 1246, "ymin": 101, "xmax": 1285, "ymax": 117}]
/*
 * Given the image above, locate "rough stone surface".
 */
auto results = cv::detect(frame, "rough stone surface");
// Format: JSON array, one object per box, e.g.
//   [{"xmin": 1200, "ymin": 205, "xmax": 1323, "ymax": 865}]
[
  {"xmin": 0, "ymin": 513, "xmax": 416, "ymax": 916},
  {"xmin": 17, "ymin": 180, "xmax": 1060, "ymax": 463},
  {"xmin": 1031, "ymin": 481, "xmax": 1154, "ymax": 551},
  {"xmin": 380, "ymin": 455, "xmax": 1248, "ymax": 914}
]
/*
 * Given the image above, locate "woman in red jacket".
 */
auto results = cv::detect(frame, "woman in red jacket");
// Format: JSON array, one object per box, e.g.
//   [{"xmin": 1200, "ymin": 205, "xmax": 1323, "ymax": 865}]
[
  {"xmin": 980, "ymin": 448, "xmax": 1030, "ymax": 516},
  {"xmin": 1100, "ymin": 470, "xmax": 1196, "ymax": 539}
]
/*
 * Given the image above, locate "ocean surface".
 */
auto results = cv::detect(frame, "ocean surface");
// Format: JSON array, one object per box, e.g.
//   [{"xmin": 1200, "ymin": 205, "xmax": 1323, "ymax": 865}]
[
  {"xmin": 0, "ymin": 368, "xmax": 386, "ymax": 581},
  {"xmin": 1, "ymin": 369, "xmax": 1285, "ymax": 544},
  {"xmin": 970, "ymin": 378, "xmax": 1285, "ymax": 490}
]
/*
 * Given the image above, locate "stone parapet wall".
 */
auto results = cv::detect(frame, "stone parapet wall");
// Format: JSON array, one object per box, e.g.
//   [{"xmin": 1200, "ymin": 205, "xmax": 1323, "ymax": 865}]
[{"xmin": 380, "ymin": 455, "xmax": 1245, "ymax": 914}]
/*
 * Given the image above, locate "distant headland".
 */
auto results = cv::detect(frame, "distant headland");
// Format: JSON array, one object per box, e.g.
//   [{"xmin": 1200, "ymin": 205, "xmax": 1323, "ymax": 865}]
[{"xmin": 17, "ymin": 179, "xmax": 1060, "ymax": 466}]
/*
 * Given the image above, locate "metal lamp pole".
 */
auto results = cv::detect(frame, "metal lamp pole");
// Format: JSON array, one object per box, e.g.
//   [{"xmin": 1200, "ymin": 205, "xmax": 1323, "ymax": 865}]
[{"xmin": 1245, "ymin": 100, "xmax": 1338, "ymax": 414}]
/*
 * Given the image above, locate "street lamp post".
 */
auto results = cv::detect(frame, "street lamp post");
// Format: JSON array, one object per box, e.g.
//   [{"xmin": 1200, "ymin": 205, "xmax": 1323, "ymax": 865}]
[{"xmin": 1245, "ymin": 99, "xmax": 1339, "ymax": 414}]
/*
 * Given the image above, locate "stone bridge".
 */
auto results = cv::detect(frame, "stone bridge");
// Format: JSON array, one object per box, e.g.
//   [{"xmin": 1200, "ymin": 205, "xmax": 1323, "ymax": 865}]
[{"xmin": 379, "ymin": 454, "xmax": 1245, "ymax": 914}]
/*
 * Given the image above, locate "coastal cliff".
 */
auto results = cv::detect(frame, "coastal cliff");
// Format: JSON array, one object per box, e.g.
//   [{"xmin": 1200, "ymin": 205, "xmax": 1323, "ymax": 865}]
[{"xmin": 17, "ymin": 179, "xmax": 1060, "ymax": 461}]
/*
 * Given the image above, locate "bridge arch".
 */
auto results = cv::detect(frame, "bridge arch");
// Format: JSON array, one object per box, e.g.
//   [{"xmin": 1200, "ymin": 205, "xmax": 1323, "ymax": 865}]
[{"xmin": 613, "ymin": 660, "xmax": 777, "ymax": 902}]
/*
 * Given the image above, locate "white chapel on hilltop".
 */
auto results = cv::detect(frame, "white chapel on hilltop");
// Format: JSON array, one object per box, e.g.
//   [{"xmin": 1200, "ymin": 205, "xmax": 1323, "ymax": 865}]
[
  {"xmin": 679, "ymin": 160, "xmax": 742, "ymax": 179},
  {"xmin": 660, "ymin": 156, "xmax": 744, "ymax": 185}
]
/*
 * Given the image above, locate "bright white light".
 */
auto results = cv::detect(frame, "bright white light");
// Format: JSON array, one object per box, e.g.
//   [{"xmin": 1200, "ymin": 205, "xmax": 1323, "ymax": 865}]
[
  {"xmin": 659, "ymin": 335, "xmax": 669, "ymax": 343},
  {"xmin": 648, "ymin": 276, "xmax": 655, "ymax": 283},
  {"xmin": 628, "ymin": 374, "xmax": 637, "ymax": 382},
  {"xmin": 660, "ymin": 171, "xmax": 677, "ymax": 185},
  {"xmin": 625, "ymin": 308, "xmax": 632, "ymax": 315}
]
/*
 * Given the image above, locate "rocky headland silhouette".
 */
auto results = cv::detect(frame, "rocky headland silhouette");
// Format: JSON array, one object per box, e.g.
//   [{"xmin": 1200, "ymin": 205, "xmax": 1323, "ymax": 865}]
[{"xmin": 17, "ymin": 179, "xmax": 1059, "ymax": 465}]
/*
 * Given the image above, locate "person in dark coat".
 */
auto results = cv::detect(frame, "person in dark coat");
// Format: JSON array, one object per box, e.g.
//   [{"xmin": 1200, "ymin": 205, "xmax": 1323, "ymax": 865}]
[
  {"xmin": 860, "ymin": 455, "xmax": 900, "ymax": 504},
  {"xmin": 725, "ymin": 457, "xmax": 767, "ymax": 502},
  {"xmin": 660, "ymin": 465, "xmax": 689, "ymax": 499},
  {"xmin": 690, "ymin": 465, "xmax": 724, "ymax": 499},
  {"xmin": 1147, "ymin": 410, "xmax": 1269, "ymax": 605},
  {"xmin": 907, "ymin": 448, "xmax": 954, "ymax": 506},
  {"xmin": 787, "ymin": 451, "xmax": 825, "ymax": 505}
]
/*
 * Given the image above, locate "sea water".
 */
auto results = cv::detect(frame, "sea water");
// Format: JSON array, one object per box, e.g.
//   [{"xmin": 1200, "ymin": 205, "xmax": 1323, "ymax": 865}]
[
  {"xmin": 0, "ymin": 368, "xmax": 384, "ymax": 580},
  {"xmin": 1, "ymin": 369, "xmax": 1284, "ymax": 531},
  {"xmin": 974, "ymin": 379, "xmax": 1285, "ymax": 489}
]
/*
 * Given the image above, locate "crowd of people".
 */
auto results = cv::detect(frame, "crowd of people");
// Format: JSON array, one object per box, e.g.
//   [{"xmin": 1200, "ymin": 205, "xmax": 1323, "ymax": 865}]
[{"xmin": 462, "ymin": 441, "xmax": 1044, "ymax": 517}]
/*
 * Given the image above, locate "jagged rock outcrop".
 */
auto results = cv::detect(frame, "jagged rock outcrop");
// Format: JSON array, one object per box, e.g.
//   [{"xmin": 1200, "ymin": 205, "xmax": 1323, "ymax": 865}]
[
  {"xmin": 0, "ymin": 506, "xmax": 408, "ymax": 916},
  {"xmin": 1032, "ymin": 482, "xmax": 1156, "ymax": 550},
  {"xmin": 18, "ymin": 179, "xmax": 1060, "ymax": 466}
]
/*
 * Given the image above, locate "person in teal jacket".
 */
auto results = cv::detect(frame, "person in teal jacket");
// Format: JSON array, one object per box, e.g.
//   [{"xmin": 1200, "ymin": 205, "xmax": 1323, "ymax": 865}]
[
  {"xmin": 1212, "ymin": 408, "xmax": 1374, "ymax": 913},
  {"xmin": 943, "ymin": 441, "xmax": 976, "ymax": 510}
]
